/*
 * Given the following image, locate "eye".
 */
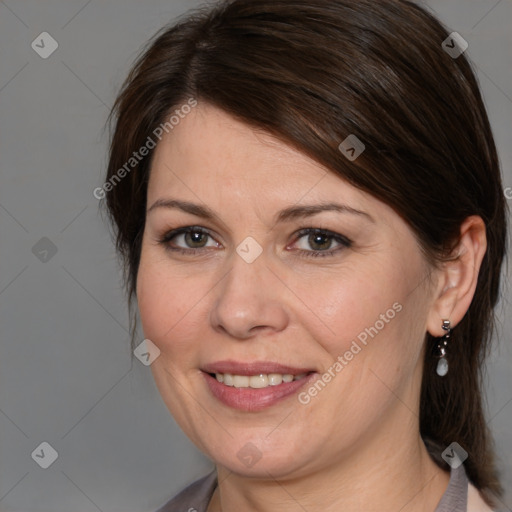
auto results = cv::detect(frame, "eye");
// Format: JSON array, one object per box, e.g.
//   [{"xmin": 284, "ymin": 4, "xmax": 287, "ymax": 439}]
[
  {"xmin": 157, "ymin": 226, "xmax": 220, "ymax": 254},
  {"xmin": 291, "ymin": 228, "xmax": 352, "ymax": 258},
  {"xmin": 157, "ymin": 226, "xmax": 351, "ymax": 258}
]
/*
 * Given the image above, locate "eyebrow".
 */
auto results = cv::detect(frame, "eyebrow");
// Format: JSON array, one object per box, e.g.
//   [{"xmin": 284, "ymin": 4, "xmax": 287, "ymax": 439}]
[{"xmin": 146, "ymin": 198, "xmax": 374, "ymax": 223}]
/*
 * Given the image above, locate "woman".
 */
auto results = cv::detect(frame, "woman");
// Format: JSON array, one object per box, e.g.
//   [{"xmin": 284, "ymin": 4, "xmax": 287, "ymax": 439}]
[{"xmin": 102, "ymin": 0, "xmax": 508, "ymax": 510}]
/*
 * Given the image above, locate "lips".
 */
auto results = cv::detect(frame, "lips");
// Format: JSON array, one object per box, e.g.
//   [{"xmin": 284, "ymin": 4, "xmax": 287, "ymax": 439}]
[
  {"xmin": 201, "ymin": 360, "xmax": 318, "ymax": 412},
  {"xmin": 202, "ymin": 360, "xmax": 315, "ymax": 376}
]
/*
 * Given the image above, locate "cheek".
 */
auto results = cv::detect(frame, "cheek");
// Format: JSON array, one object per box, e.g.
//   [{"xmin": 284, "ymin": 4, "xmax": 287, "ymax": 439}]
[
  {"xmin": 136, "ymin": 253, "xmax": 210, "ymax": 358},
  {"xmin": 136, "ymin": 253, "xmax": 179, "ymax": 347},
  {"xmin": 137, "ymin": 262, "xmax": 164, "ymax": 340},
  {"xmin": 293, "ymin": 263, "xmax": 409, "ymax": 359}
]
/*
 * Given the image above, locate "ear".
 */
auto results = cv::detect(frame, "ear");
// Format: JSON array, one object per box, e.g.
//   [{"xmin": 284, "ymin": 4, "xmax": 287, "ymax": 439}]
[{"xmin": 426, "ymin": 215, "xmax": 487, "ymax": 337}]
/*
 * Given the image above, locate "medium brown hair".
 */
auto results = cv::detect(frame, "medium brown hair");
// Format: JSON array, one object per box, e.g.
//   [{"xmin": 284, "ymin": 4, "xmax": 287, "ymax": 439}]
[{"xmin": 102, "ymin": 0, "xmax": 508, "ymax": 505}]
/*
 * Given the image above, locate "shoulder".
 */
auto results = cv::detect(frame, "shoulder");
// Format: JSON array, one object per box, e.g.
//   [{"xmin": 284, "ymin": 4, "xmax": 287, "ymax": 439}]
[
  {"xmin": 432, "ymin": 459, "xmax": 495, "ymax": 512},
  {"xmin": 154, "ymin": 470, "xmax": 217, "ymax": 512},
  {"xmin": 467, "ymin": 482, "xmax": 495, "ymax": 512}
]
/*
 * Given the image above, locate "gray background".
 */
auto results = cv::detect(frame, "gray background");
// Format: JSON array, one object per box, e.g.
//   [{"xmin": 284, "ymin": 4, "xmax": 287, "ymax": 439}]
[{"xmin": 0, "ymin": 1, "xmax": 511, "ymax": 511}]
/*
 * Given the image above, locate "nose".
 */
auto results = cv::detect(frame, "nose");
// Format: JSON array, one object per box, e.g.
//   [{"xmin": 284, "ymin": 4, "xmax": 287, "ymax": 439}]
[{"xmin": 209, "ymin": 249, "xmax": 289, "ymax": 340}]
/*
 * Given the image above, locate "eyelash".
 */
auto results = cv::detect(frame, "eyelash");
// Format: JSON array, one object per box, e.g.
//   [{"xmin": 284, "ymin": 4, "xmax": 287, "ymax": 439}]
[{"xmin": 156, "ymin": 226, "xmax": 352, "ymax": 258}]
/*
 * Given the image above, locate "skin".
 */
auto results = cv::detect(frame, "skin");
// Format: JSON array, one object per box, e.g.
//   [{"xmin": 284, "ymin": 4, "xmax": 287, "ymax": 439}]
[{"xmin": 136, "ymin": 102, "xmax": 487, "ymax": 512}]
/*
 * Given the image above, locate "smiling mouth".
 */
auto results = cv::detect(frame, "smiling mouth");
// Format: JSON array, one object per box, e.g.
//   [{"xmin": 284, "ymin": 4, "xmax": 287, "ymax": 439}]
[
  {"xmin": 207, "ymin": 371, "xmax": 313, "ymax": 388},
  {"xmin": 202, "ymin": 369, "xmax": 318, "ymax": 412}
]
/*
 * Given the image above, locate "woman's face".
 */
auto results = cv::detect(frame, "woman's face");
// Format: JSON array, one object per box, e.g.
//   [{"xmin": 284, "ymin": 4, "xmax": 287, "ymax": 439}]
[{"xmin": 136, "ymin": 102, "xmax": 439, "ymax": 478}]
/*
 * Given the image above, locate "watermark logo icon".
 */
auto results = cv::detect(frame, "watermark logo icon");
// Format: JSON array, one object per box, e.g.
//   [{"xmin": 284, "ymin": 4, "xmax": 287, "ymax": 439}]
[
  {"xmin": 32, "ymin": 237, "xmax": 58, "ymax": 262},
  {"xmin": 442, "ymin": 32, "xmax": 468, "ymax": 59},
  {"xmin": 338, "ymin": 134, "xmax": 365, "ymax": 161},
  {"xmin": 134, "ymin": 339, "xmax": 161, "ymax": 366},
  {"xmin": 236, "ymin": 236, "xmax": 263, "ymax": 263},
  {"xmin": 31, "ymin": 32, "xmax": 59, "ymax": 59},
  {"xmin": 442, "ymin": 441, "xmax": 468, "ymax": 468},
  {"xmin": 237, "ymin": 442, "xmax": 262, "ymax": 468},
  {"xmin": 31, "ymin": 442, "xmax": 58, "ymax": 469}
]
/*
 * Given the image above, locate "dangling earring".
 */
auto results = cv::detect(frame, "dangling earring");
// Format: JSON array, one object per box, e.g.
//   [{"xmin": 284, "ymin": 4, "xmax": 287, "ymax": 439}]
[{"xmin": 435, "ymin": 319, "xmax": 451, "ymax": 377}]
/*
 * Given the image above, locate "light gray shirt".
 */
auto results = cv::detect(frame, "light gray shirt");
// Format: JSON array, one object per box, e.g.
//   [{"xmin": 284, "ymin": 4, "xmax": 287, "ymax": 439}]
[{"xmin": 155, "ymin": 462, "xmax": 473, "ymax": 512}]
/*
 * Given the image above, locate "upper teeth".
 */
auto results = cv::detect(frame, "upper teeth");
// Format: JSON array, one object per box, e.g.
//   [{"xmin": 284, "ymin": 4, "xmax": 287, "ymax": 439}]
[{"xmin": 215, "ymin": 373, "xmax": 307, "ymax": 388}]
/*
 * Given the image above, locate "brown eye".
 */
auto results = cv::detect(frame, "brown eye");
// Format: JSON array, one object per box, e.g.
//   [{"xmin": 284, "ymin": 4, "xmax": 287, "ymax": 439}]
[
  {"xmin": 158, "ymin": 226, "xmax": 219, "ymax": 254},
  {"xmin": 292, "ymin": 228, "xmax": 351, "ymax": 258},
  {"xmin": 307, "ymin": 232, "xmax": 334, "ymax": 251},
  {"xmin": 183, "ymin": 229, "xmax": 209, "ymax": 248}
]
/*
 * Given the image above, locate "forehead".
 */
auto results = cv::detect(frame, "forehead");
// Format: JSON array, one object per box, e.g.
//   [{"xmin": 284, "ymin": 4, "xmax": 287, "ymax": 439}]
[
  {"xmin": 150, "ymin": 104, "xmax": 321, "ymax": 179},
  {"xmin": 147, "ymin": 102, "xmax": 379, "ymax": 219}
]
